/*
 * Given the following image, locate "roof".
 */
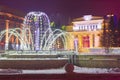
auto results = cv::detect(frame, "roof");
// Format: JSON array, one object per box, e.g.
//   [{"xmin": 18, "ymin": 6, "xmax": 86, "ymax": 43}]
[
  {"xmin": 73, "ymin": 16, "xmax": 103, "ymax": 22},
  {"xmin": 0, "ymin": 5, "xmax": 25, "ymax": 17}
]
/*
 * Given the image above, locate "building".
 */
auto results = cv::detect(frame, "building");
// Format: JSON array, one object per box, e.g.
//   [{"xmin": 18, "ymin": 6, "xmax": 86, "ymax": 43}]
[
  {"xmin": 66, "ymin": 15, "xmax": 104, "ymax": 52},
  {"xmin": 0, "ymin": 5, "xmax": 25, "ymax": 30},
  {"xmin": 0, "ymin": 5, "xmax": 25, "ymax": 50}
]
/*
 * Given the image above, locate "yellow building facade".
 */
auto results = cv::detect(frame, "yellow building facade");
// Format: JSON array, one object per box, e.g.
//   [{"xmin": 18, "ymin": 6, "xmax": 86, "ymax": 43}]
[{"xmin": 66, "ymin": 15, "xmax": 104, "ymax": 52}]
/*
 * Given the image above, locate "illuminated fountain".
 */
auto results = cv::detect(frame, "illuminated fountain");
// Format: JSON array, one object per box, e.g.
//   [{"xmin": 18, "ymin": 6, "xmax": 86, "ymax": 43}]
[
  {"xmin": 0, "ymin": 11, "xmax": 75, "ymax": 70},
  {"xmin": 1, "ymin": 12, "xmax": 119, "ymax": 70},
  {"xmin": 0, "ymin": 11, "xmax": 74, "ymax": 54}
]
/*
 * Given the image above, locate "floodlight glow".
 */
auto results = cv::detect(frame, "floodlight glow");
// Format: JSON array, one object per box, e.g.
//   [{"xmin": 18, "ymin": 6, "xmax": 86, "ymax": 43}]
[{"xmin": 83, "ymin": 15, "xmax": 92, "ymax": 21}]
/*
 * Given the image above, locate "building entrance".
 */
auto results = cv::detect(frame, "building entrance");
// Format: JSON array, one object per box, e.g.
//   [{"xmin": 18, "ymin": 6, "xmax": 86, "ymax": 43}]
[{"xmin": 83, "ymin": 36, "xmax": 90, "ymax": 47}]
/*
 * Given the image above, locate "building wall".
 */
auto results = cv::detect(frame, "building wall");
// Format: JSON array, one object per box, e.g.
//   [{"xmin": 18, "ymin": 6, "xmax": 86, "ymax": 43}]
[{"xmin": 66, "ymin": 15, "xmax": 104, "ymax": 52}]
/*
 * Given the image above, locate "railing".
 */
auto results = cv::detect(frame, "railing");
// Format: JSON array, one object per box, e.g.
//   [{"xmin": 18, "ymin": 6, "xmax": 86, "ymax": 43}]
[
  {"xmin": 5, "ymin": 50, "xmax": 76, "ymax": 55},
  {"xmin": 4, "ymin": 50, "xmax": 78, "ymax": 65}
]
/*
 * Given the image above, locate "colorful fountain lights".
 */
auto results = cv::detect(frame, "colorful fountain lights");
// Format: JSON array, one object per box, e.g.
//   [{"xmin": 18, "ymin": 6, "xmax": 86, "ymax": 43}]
[{"xmin": 0, "ymin": 11, "xmax": 73, "ymax": 51}]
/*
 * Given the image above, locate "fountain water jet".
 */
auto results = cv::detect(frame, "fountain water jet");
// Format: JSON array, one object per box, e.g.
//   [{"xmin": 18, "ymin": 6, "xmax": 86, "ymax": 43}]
[{"xmin": 0, "ymin": 11, "xmax": 74, "ymax": 54}]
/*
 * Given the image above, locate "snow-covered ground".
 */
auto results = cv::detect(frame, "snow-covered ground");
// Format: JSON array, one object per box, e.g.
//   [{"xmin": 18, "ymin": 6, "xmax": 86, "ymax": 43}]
[
  {"xmin": 0, "ymin": 66, "xmax": 120, "ymax": 74},
  {"xmin": 74, "ymin": 66, "xmax": 120, "ymax": 74}
]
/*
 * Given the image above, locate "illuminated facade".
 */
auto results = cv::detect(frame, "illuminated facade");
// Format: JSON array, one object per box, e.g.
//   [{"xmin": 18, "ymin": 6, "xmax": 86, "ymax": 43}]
[
  {"xmin": 0, "ymin": 6, "xmax": 24, "ymax": 50},
  {"xmin": 66, "ymin": 15, "xmax": 104, "ymax": 52}
]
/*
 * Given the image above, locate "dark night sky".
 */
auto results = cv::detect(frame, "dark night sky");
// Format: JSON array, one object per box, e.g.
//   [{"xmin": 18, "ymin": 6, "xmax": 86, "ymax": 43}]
[{"xmin": 1, "ymin": 0, "xmax": 120, "ymax": 25}]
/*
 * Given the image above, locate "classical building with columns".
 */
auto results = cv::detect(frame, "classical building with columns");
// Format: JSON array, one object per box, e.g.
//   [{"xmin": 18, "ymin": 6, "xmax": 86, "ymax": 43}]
[
  {"xmin": 66, "ymin": 15, "xmax": 104, "ymax": 52},
  {"xmin": 0, "ymin": 5, "xmax": 25, "ymax": 50}
]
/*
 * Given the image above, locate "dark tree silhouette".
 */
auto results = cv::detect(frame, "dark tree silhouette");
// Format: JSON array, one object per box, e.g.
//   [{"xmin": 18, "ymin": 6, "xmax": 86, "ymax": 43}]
[
  {"xmin": 108, "ymin": 15, "xmax": 117, "ymax": 47},
  {"xmin": 116, "ymin": 18, "xmax": 120, "ymax": 47},
  {"xmin": 101, "ymin": 14, "xmax": 117, "ymax": 53}
]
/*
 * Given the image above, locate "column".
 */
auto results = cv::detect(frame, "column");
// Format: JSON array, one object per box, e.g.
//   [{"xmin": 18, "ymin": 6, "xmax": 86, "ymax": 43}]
[
  {"xmin": 11, "ymin": 36, "xmax": 15, "ymax": 49},
  {"xmin": 78, "ymin": 34, "xmax": 83, "ymax": 52},
  {"xmin": 74, "ymin": 37, "xmax": 78, "ymax": 52},
  {"xmin": 78, "ymin": 35, "xmax": 82, "ymax": 48},
  {"xmin": 5, "ymin": 20, "xmax": 9, "ymax": 50},
  {"xmin": 16, "ymin": 37, "xmax": 19, "ymax": 50},
  {"xmin": 89, "ymin": 34, "xmax": 93, "ymax": 48},
  {"xmin": 94, "ymin": 34, "xmax": 100, "ymax": 47}
]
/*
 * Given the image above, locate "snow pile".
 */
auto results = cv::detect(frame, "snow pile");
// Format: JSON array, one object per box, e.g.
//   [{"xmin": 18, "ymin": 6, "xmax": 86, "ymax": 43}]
[
  {"xmin": 1, "ymin": 66, "xmax": 120, "ymax": 74},
  {"xmin": 22, "ymin": 68, "xmax": 66, "ymax": 74},
  {"xmin": 74, "ymin": 66, "xmax": 120, "ymax": 74},
  {"xmin": 74, "ymin": 66, "xmax": 108, "ymax": 74}
]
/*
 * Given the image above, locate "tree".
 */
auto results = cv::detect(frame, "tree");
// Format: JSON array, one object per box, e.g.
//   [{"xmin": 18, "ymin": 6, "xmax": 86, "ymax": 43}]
[
  {"xmin": 101, "ymin": 18, "xmax": 110, "ymax": 53},
  {"xmin": 61, "ymin": 25, "xmax": 66, "ymax": 31},
  {"xmin": 108, "ymin": 15, "xmax": 117, "ymax": 47},
  {"xmin": 101, "ymin": 14, "xmax": 117, "ymax": 53},
  {"xmin": 116, "ymin": 18, "xmax": 120, "ymax": 47}
]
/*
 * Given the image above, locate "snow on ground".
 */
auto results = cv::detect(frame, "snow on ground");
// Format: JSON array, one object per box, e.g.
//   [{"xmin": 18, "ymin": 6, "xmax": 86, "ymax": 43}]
[
  {"xmin": 74, "ymin": 66, "xmax": 109, "ymax": 74},
  {"xmin": 74, "ymin": 66, "xmax": 120, "ymax": 74},
  {"xmin": 1, "ymin": 66, "xmax": 120, "ymax": 74},
  {"xmin": 22, "ymin": 67, "xmax": 109, "ymax": 74},
  {"xmin": 21, "ymin": 66, "xmax": 120, "ymax": 74},
  {"xmin": 22, "ymin": 68, "xmax": 66, "ymax": 74}
]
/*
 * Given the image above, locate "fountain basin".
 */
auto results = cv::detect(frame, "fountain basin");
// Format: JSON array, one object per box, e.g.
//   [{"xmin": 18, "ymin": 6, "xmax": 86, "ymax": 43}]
[{"xmin": 0, "ymin": 58, "xmax": 68, "ymax": 69}]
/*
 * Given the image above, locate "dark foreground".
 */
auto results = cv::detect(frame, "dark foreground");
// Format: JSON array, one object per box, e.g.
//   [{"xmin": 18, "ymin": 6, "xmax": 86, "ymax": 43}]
[{"xmin": 0, "ymin": 73, "xmax": 120, "ymax": 80}]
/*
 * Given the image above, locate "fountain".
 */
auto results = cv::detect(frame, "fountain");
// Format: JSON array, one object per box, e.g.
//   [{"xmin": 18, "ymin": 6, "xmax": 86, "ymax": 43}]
[
  {"xmin": 0, "ymin": 11, "xmax": 74, "ymax": 54},
  {"xmin": 0, "ymin": 11, "xmax": 76, "ymax": 70},
  {"xmin": 1, "ymin": 11, "xmax": 119, "ymax": 70}
]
